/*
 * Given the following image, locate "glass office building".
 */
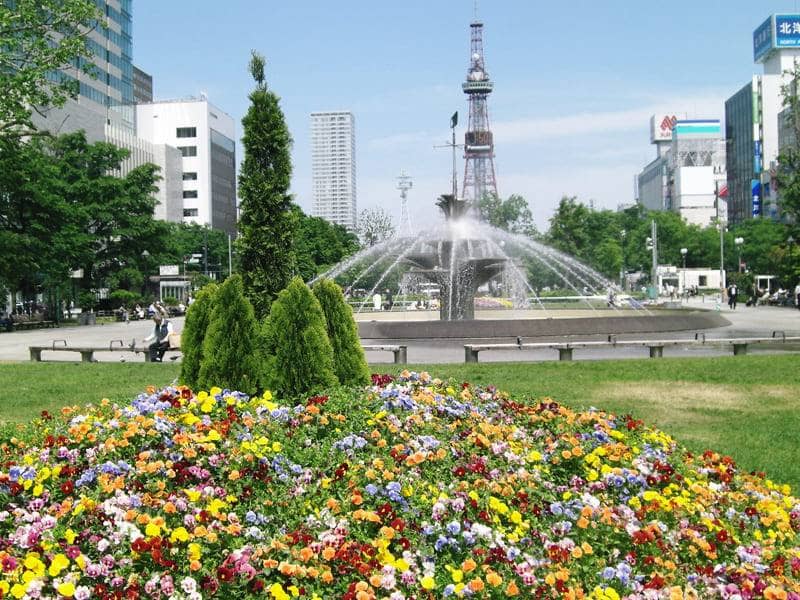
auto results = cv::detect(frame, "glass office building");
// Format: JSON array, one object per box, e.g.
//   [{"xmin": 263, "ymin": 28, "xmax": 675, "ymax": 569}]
[{"xmin": 724, "ymin": 80, "xmax": 757, "ymax": 224}]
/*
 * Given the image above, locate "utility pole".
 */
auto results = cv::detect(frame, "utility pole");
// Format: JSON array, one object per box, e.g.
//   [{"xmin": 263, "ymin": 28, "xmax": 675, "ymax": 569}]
[
  {"xmin": 203, "ymin": 229, "xmax": 209, "ymax": 277},
  {"xmin": 228, "ymin": 235, "xmax": 233, "ymax": 277},
  {"xmin": 648, "ymin": 219, "xmax": 658, "ymax": 298}
]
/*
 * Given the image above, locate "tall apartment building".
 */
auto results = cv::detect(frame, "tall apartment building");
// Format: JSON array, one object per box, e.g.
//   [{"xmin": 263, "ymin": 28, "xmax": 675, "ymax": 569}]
[
  {"xmin": 136, "ymin": 98, "xmax": 238, "ymax": 236},
  {"xmin": 311, "ymin": 111, "xmax": 357, "ymax": 230},
  {"xmin": 725, "ymin": 14, "xmax": 800, "ymax": 223}
]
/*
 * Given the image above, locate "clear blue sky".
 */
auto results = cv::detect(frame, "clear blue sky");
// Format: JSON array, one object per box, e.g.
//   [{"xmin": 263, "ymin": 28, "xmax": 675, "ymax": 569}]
[{"xmin": 134, "ymin": 1, "xmax": 800, "ymax": 229}]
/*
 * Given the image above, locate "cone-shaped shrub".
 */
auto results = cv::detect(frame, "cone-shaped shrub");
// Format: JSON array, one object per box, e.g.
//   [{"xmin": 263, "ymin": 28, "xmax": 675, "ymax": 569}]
[
  {"xmin": 312, "ymin": 278, "xmax": 369, "ymax": 387},
  {"xmin": 179, "ymin": 283, "xmax": 219, "ymax": 389},
  {"xmin": 263, "ymin": 276, "xmax": 337, "ymax": 397},
  {"xmin": 197, "ymin": 275, "xmax": 260, "ymax": 395}
]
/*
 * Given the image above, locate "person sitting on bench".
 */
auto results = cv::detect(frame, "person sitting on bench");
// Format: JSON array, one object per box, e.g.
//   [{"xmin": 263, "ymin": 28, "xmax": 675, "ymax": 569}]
[{"xmin": 143, "ymin": 309, "xmax": 173, "ymax": 362}]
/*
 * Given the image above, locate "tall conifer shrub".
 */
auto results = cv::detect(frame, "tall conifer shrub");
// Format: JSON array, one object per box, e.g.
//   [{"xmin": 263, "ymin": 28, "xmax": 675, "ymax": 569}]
[
  {"xmin": 197, "ymin": 275, "xmax": 259, "ymax": 395},
  {"xmin": 263, "ymin": 277, "xmax": 337, "ymax": 397},
  {"xmin": 236, "ymin": 51, "xmax": 296, "ymax": 319},
  {"xmin": 312, "ymin": 279, "xmax": 369, "ymax": 387},
  {"xmin": 179, "ymin": 283, "xmax": 218, "ymax": 389}
]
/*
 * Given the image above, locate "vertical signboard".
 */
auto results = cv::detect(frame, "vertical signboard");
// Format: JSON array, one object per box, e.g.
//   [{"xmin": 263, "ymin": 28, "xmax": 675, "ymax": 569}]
[
  {"xmin": 754, "ymin": 140, "xmax": 763, "ymax": 173},
  {"xmin": 754, "ymin": 16, "xmax": 774, "ymax": 62},
  {"xmin": 751, "ymin": 180, "xmax": 762, "ymax": 217}
]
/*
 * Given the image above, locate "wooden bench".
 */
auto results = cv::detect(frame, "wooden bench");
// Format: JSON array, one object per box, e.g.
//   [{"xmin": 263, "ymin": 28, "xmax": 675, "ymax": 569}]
[
  {"xmin": 362, "ymin": 344, "xmax": 407, "ymax": 364},
  {"xmin": 12, "ymin": 320, "xmax": 57, "ymax": 331},
  {"xmin": 464, "ymin": 333, "xmax": 800, "ymax": 363}
]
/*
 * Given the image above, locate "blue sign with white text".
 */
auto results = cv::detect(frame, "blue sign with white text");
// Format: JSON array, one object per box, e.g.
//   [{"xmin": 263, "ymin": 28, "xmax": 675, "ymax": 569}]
[
  {"xmin": 754, "ymin": 140, "xmax": 763, "ymax": 173},
  {"xmin": 752, "ymin": 180, "xmax": 762, "ymax": 217},
  {"xmin": 775, "ymin": 15, "xmax": 800, "ymax": 48},
  {"xmin": 754, "ymin": 17, "xmax": 774, "ymax": 62}
]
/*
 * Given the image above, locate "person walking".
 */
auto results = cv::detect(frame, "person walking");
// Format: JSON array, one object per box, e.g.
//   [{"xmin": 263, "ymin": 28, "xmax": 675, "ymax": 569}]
[
  {"xmin": 727, "ymin": 283, "xmax": 738, "ymax": 310},
  {"xmin": 143, "ymin": 309, "xmax": 173, "ymax": 362},
  {"xmin": 795, "ymin": 281, "xmax": 800, "ymax": 310}
]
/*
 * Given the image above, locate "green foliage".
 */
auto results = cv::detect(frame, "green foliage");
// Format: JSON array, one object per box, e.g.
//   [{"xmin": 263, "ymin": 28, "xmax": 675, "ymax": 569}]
[
  {"xmin": 293, "ymin": 206, "xmax": 360, "ymax": 280},
  {"xmin": 263, "ymin": 277, "xmax": 337, "ymax": 397},
  {"xmin": 108, "ymin": 289, "xmax": 139, "ymax": 307},
  {"xmin": 237, "ymin": 50, "xmax": 296, "ymax": 319},
  {"xmin": 198, "ymin": 276, "xmax": 259, "ymax": 395},
  {"xmin": 180, "ymin": 283, "xmax": 218, "ymax": 390},
  {"xmin": 160, "ymin": 223, "xmax": 231, "ymax": 280},
  {"xmin": 0, "ymin": 132, "xmax": 164, "ymax": 303},
  {"xmin": 478, "ymin": 193, "xmax": 538, "ymax": 238},
  {"xmin": 312, "ymin": 279, "xmax": 369, "ymax": 387},
  {"xmin": 0, "ymin": 0, "xmax": 101, "ymax": 138}
]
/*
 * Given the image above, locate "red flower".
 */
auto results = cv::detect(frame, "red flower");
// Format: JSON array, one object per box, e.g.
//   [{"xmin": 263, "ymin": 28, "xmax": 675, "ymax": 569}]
[
  {"xmin": 217, "ymin": 566, "xmax": 235, "ymax": 582},
  {"xmin": 60, "ymin": 480, "xmax": 75, "ymax": 495},
  {"xmin": 131, "ymin": 538, "xmax": 150, "ymax": 553}
]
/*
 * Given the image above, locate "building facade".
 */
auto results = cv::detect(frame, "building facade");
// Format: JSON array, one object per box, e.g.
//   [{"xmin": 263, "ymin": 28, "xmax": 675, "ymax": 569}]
[
  {"xmin": 132, "ymin": 65, "xmax": 153, "ymax": 104},
  {"xmin": 311, "ymin": 111, "xmax": 357, "ymax": 229},
  {"xmin": 725, "ymin": 14, "xmax": 800, "ymax": 223},
  {"xmin": 136, "ymin": 98, "xmax": 238, "ymax": 235}
]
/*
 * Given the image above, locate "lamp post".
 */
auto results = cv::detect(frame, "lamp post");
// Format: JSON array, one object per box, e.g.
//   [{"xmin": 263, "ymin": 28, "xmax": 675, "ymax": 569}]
[
  {"xmin": 680, "ymin": 248, "xmax": 688, "ymax": 299},
  {"xmin": 734, "ymin": 237, "xmax": 744, "ymax": 273},
  {"xmin": 619, "ymin": 229, "xmax": 626, "ymax": 289}
]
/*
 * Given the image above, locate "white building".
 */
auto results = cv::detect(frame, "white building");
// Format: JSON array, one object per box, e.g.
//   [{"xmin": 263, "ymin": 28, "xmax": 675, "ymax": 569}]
[
  {"xmin": 136, "ymin": 97, "xmax": 238, "ymax": 235},
  {"xmin": 636, "ymin": 116, "xmax": 727, "ymax": 227},
  {"xmin": 311, "ymin": 111, "xmax": 357, "ymax": 229}
]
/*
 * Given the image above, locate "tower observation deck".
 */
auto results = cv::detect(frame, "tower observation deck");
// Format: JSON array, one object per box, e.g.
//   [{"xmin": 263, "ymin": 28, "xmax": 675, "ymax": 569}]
[{"xmin": 461, "ymin": 21, "xmax": 498, "ymax": 205}]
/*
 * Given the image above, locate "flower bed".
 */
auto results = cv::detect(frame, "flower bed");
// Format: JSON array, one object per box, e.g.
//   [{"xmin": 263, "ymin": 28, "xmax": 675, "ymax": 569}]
[{"xmin": 0, "ymin": 373, "xmax": 799, "ymax": 599}]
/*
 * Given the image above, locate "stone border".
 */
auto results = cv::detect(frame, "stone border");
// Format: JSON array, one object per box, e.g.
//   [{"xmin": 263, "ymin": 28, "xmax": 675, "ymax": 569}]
[{"xmin": 358, "ymin": 310, "xmax": 730, "ymax": 340}]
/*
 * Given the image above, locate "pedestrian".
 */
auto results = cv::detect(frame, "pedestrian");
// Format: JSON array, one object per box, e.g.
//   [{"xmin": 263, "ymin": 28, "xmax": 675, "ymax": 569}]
[
  {"xmin": 143, "ymin": 309, "xmax": 173, "ymax": 362},
  {"xmin": 727, "ymin": 283, "xmax": 738, "ymax": 310},
  {"xmin": 795, "ymin": 281, "xmax": 800, "ymax": 310}
]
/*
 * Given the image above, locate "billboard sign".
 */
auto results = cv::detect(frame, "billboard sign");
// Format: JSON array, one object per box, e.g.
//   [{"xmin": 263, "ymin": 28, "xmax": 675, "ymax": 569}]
[
  {"xmin": 754, "ymin": 16, "xmax": 774, "ymax": 62},
  {"xmin": 751, "ymin": 180, "xmax": 762, "ymax": 217},
  {"xmin": 775, "ymin": 15, "xmax": 800, "ymax": 48},
  {"xmin": 159, "ymin": 265, "xmax": 180, "ymax": 277},
  {"xmin": 650, "ymin": 114, "xmax": 678, "ymax": 143},
  {"xmin": 754, "ymin": 140, "xmax": 763, "ymax": 173}
]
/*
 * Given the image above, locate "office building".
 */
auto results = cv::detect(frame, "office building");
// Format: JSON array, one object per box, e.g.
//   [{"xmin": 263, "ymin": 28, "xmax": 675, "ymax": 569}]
[
  {"xmin": 636, "ymin": 115, "xmax": 726, "ymax": 227},
  {"xmin": 311, "ymin": 111, "xmax": 357, "ymax": 229},
  {"xmin": 725, "ymin": 14, "xmax": 800, "ymax": 223},
  {"xmin": 136, "ymin": 97, "xmax": 238, "ymax": 236},
  {"xmin": 133, "ymin": 66, "xmax": 153, "ymax": 104},
  {"xmin": 32, "ymin": 0, "xmax": 135, "ymax": 138}
]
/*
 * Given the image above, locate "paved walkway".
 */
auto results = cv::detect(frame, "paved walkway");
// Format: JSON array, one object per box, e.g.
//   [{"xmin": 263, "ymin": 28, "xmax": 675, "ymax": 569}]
[{"xmin": 3, "ymin": 300, "xmax": 799, "ymax": 364}]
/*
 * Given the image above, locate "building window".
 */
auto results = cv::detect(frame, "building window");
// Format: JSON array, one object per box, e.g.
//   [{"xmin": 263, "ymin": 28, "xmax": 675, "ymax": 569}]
[
  {"xmin": 182, "ymin": 172, "xmax": 197, "ymax": 181},
  {"xmin": 176, "ymin": 127, "xmax": 197, "ymax": 138},
  {"xmin": 699, "ymin": 275, "xmax": 707, "ymax": 287},
  {"xmin": 178, "ymin": 146, "xmax": 197, "ymax": 157},
  {"xmin": 183, "ymin": 208, "xmax": 199, "ymax": 217},
  {"xmin": 183, "ymin": 190, "xmax": 198, "ymax": 199}
]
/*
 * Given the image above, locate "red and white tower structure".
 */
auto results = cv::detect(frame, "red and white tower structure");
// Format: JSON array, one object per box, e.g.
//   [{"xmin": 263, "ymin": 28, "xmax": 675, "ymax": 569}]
[{"xmin": 461, "ymin": 20, "xmax": 498, "ymax": 205}]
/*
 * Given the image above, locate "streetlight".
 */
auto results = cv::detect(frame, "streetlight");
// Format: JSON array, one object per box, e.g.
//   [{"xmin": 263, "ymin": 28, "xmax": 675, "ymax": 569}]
[
  {"xmin": 734, "ymin": 237, "xmax": 744, "ymax": 273},
  {"xmin": 680, "ymin": 248, "xmax": 688, "ymax": 298},
  {"xmin": 619, "ymin": 229, "xmax": 626, "ymax": 289}
]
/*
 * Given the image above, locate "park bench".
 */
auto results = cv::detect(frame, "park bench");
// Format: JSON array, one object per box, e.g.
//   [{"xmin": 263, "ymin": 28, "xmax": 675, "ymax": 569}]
[
  {"xmin": 463, "ymin": 332, "xmax": 800, "ymax": 363},
  {"xmin": 30, "ymin": 334, "xmax": 182, "ymax": 363},
  {"xmin": 362, "ymin": 344, "xmax": 407, "ymax": 364},
  {"xmin": 11, "ymin": 320, "xmax": 57, "ymax": 331}
]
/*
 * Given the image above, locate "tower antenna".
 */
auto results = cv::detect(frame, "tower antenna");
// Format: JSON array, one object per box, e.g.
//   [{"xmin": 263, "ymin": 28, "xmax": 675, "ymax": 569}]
[
  {"xmin": 461, "ymin": 19, "xmax": 498, "ymax": 210},
  {"xmin": 397, "ymin": 171, "xmax": 413, "ymax": 237}
]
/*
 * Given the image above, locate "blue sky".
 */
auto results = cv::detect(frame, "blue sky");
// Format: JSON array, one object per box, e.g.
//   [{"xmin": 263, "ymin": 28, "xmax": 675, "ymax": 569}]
[{"xmin": 135, "ymin": 1, "xmax": 799, "ymax": 230}]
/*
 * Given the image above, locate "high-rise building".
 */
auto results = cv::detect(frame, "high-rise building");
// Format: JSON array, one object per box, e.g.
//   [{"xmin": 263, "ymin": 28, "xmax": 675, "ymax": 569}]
[
  {"xmin": 311, "ymin": 111, "xmax": 357, "ymax": 230},
  {"xmin": 133, "ymin": 66, "xmax": 153, "ymax": 104},
  {"xmin": 33, "ymin": 0, "xmax": 135, "ymax": 138},
  {"xmin": 725, "ymin": 14, "xmax": 800, "ymax": 223},
  {"xmin": 136, "ymin": 97, "xmax": 238, "ymax": 236}
]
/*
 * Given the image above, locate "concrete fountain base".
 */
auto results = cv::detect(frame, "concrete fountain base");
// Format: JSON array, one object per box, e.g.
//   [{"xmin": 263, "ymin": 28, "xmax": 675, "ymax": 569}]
[{"xmin": 356, "ymin": 309, "xmax": 730, "ymax": 340}]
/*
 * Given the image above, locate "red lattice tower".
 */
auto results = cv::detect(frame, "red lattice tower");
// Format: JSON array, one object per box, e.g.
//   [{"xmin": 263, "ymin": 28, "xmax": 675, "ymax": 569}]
[{"xmin": 461, "ymin": 21, "xmax": 498, "ymax": 205}]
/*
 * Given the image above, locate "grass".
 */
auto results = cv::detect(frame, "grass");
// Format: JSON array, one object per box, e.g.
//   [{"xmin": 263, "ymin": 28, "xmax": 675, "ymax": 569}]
[{"xmin": 0, "ymin": 355, "xmax": 798, "ymax": 488}]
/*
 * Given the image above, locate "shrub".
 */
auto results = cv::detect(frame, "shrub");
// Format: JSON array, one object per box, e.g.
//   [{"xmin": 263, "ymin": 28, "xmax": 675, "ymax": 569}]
[
  {"xmin": 179, "ymin": 283, "xmax": 218, "ymax": 389},
  {"xmin": 197, "ymin": 275, "xmax": 259, "ymax": 395},
  {"xmin": 263, "ymin": 276, "xmax": 336, "ymax": 397},
  {"xmin": 312, "ymin": 278, "xmax": 369, "ymax": 387}
]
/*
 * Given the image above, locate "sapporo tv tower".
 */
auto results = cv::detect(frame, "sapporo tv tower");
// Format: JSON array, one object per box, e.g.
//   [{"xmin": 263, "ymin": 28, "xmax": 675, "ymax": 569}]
[{"xmin": 461, "ymin": 19, "xmax": 498, "ymax": 205}]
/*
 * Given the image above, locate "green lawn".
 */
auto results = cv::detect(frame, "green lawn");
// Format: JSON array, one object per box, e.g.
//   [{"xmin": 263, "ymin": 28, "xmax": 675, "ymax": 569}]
[{"xmin": 0, "ymin": 355, "xmax": 798, "ymax": 488}]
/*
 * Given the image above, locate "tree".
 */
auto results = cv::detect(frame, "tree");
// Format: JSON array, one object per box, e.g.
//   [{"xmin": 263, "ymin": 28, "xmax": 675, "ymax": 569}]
[
  {"xmin": 312, "ymin": 279, "xmax": 369, "ymax": 387},
  {"xmin": 478, "ymin": 193, "xmax": 538, "ymax": 237},
  {"xmin": 263, "ymin": 277, "xmax": 337, "ymax": 397},
  {"xmin": 236, "ymin": 51, "xmax": 296, "ymax": 319},
  {"xmin": 546, "ymin": 196, "xmax": 592, "ymax": 258},
  {"xmin": 162, "ymin": 223, "xmax": 231, "ymax": 280},
  {"xmin": 179, "ymin": 283, "xmax": 218, "ymax": 390},
  {"xmin": 197, "ymin": 275, "xmax": 260, "ymax": 395},
  {"xmin": 357, "ymin": 207, "xmax": 394, "ymax": 247},
  {"xmin": 293, "ymin": 206, "xmax": 360, "ymax": 281},
  {"xmin": 0, "ymin": 0, "xmax": 100, "ymax": 137},
  {"xmin": 776, "ymin": 63, "xmax": 800, "ymax": 223}
]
